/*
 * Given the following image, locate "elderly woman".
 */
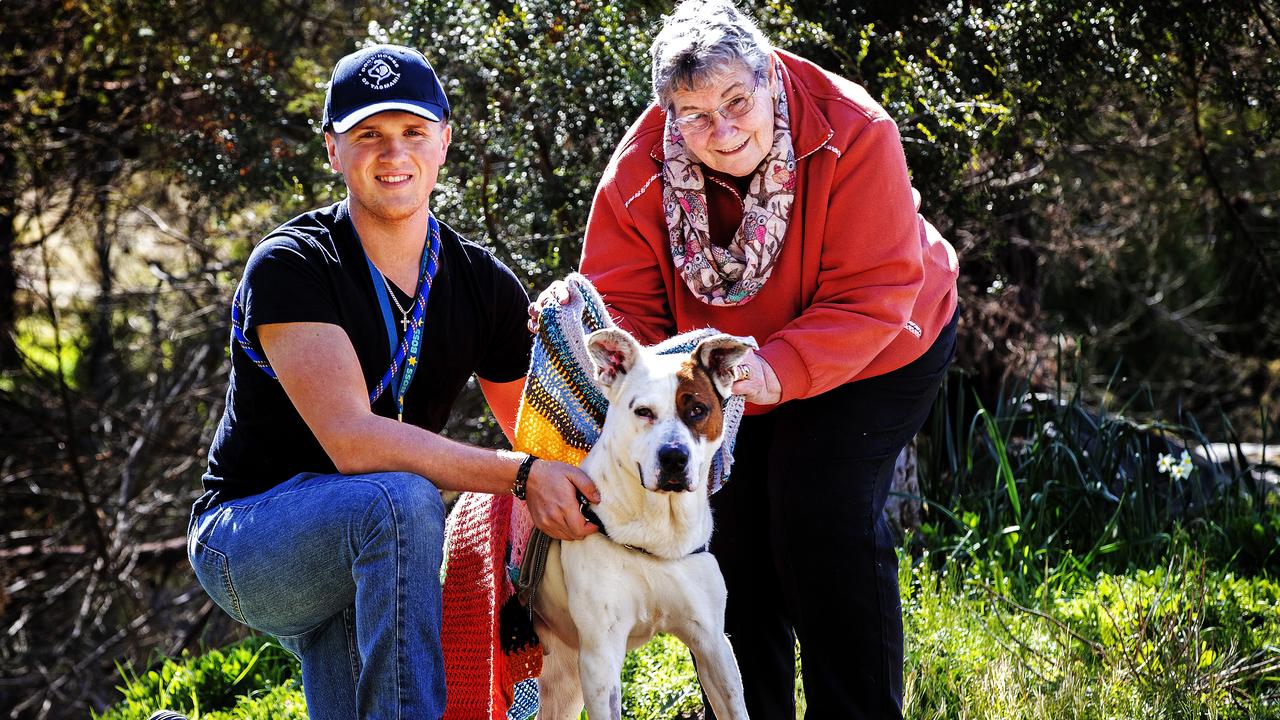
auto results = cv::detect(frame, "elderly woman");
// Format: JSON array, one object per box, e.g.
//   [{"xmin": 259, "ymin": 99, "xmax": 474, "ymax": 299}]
[{"xmin": 544, "ymin": 1, "xmax": 959, "ymax": 717}]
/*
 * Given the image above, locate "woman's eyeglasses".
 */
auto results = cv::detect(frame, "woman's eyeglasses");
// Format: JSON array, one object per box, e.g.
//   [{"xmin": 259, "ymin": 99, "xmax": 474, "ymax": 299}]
[{"xmin": 670, "ymin": 77, "xmax": 764, "ymax": 135}]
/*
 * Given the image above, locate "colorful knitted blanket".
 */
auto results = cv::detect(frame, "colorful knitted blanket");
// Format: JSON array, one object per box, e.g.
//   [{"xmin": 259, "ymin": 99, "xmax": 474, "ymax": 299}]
[{"xmin": 440, "ymin": 274, "xmax": 745, "ymax": 720}]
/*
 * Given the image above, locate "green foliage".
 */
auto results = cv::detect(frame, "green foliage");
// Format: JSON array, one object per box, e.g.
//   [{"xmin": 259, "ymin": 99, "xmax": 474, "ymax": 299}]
[
  {"xmin": 12, "ymin": 314, "xmax": 82, "ymax": 390},
  {"xmin": 99, "ymin": 632, "xmax": 701, "ymax": 720},
  {"xmin": 902, "ymin": 553, "xmax": 1280, "ymax": 719},
  {"xmin": 8, "ymin": 1, "xmax": 1280, "ymax": 716},
  {"xmin": 792, "ymin": 0, "xmax": 1280, "ymax": 438},
  {"xmin": 918, "ymin": 366, "xmax": 1280, "ymax": 592},
  {"xmin": 96, "ymin": 636, "xmax": 303, "ymax": 720},
  {"xmin": 618, "ymin": 633, "xmax": 702, "ymax": 719},
  {"xmin": 383, "ymin": 0, "xmax": 832, "ymax": 291},
  {"xmin": 388, "ymin": 0, "xmax": 658, "ymax": 286}
]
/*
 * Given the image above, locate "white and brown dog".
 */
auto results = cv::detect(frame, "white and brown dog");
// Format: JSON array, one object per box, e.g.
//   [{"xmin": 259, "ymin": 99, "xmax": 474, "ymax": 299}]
[{"xmin": 532, "ymin": 327, "xmax": 754, "ymax": 720}]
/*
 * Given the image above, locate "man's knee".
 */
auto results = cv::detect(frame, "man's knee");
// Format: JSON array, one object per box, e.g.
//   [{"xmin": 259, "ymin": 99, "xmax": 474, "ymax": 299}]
[{"xmin": 359, "ymin": 471, "xmax": 446, "ymax": 539}]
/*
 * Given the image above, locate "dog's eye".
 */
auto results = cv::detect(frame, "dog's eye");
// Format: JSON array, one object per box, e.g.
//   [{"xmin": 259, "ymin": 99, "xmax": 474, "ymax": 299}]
[
  {"xmin": 634, "ymin": 407, "xmax": 655, "ymax": 420},
  {"xmin": 687, "ymin": 403, "xmax": 708, "ymax": 420}
]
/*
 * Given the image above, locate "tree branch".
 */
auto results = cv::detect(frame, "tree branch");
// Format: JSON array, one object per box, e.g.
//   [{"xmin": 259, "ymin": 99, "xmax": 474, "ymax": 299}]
[{"xmin": 32, "ymin": 189, "xmax": 113, "ymax": 574}]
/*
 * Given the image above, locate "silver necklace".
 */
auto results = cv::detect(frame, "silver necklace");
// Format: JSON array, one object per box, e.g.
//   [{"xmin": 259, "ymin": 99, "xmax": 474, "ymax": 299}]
[{"xmin": 380, "ymin": 273, "xmax": 412, "ymax": 331}]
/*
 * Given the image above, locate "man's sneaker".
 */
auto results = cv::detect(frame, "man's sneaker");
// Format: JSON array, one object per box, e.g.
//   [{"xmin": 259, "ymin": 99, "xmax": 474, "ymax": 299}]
[{"xmin": 147, "ymin": 712, "xmax": 189, "ymax": 720}]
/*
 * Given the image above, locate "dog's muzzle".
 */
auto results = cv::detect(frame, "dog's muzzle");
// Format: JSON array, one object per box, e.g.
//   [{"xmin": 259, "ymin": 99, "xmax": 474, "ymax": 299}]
[{"xmin": 655, "ymin": 443, "xmax": 692, "ymax": 492}]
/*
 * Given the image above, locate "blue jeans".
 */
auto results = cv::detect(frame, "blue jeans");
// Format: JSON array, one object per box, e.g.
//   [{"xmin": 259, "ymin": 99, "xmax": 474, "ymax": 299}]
[{"xmin": 187, "ymin": 471, "xmax": 447, "ymax": 719}]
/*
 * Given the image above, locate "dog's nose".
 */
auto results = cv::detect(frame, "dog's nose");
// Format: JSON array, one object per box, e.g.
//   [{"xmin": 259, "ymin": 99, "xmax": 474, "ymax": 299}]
[{"xmin": 658, "ymin": 444, "xmax": 689, "ymax": 474}]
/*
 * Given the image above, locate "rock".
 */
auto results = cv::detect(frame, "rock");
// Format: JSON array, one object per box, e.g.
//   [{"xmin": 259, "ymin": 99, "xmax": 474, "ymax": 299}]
[
  {"xmin": 1193, "ymin": 443, "xmax": 1279, "ymax": 494},
  {"xmin": 885, "ymin": 441, "xmax": 922, "ymax": 535}
]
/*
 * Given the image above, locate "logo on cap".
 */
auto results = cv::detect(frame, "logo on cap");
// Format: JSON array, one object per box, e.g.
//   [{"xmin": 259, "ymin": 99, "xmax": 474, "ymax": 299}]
[{"xmin": 361, "ymin": 55, "xmax": 401, "ymax": 90}]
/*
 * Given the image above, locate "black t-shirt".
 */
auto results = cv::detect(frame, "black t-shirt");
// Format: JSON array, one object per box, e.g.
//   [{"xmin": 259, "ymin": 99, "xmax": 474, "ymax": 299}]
[{"xmin": 203, "ymin": 200, "xmax": 531, "ymax": 501}]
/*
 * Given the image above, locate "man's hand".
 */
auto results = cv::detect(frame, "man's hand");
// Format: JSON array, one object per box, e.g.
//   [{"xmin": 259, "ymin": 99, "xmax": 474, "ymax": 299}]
[
  {"xmin": 526, "ymin": 279, "xmax": 577, "ymax": 333},
  {"xmin": 523, "ymin": 459, "xmax": 600, "ymax": 540},
  {"xmin": 730, "ymin": 350, "xmax": 783, "ymax": 406}
]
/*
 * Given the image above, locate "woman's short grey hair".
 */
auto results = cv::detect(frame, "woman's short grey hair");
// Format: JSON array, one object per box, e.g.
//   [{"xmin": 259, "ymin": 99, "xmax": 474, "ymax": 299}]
[{"xmin": 650, "ymin": 0, "xmax": 773, "ymax": 110}]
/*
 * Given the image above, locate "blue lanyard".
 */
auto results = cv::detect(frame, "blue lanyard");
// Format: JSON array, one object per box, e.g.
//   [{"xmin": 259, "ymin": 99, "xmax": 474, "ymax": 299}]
[
  {"xmin": 366, "ymin": 257, "xmax": 398, "ymax": 359},
  {"xmin": 362, "ymin": 214, "xmax": 441, "ymax": 421},
  {"xmin": 229, "ymin": 217, "xmax": 441, "ymax": 422}
]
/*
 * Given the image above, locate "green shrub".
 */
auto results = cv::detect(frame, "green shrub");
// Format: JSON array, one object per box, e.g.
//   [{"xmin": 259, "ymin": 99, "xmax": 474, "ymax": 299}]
[
  {"xmin": 618, "ymin": 633, "xmax": 702, "ymax": 719},
  {"xmin": 96, "ymin": 636, "xmax": 303, "ymax": 720}
]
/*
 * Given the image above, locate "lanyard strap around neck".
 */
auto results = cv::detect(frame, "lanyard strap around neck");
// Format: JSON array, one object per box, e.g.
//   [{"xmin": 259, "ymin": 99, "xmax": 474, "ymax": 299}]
[
  {"xmin": 366, "ymin": 254, "xmax": 398, "ymax": 360},
  {"xmin": 365, "ymin": 214, "xmax": 441, "ymax": 421},
  {"xmin": 231, "ymin": 216, "xmax": 442, "ymax": 421}
]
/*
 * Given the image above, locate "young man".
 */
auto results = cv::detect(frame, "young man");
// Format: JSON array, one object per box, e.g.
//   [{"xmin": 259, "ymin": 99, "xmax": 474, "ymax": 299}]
[{"xmin": 187, "ymin": 44, "xmax": 598, "ymax": 719}]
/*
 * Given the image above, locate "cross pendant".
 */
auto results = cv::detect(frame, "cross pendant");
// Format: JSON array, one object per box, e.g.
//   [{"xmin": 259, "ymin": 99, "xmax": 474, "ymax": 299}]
[{"xmin": 401, "ymin": 316, "xmax": 409, "ymax": 331}]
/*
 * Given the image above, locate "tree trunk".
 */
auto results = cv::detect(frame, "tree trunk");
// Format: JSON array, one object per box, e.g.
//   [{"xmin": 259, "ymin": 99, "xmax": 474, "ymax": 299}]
[
  {"xmin": 0, "ymin": 147, "xmax": 17, "ymax": 371},
  {"xmin": 84, "ymin": 155, "xmax": 119, "ymax": 399}
]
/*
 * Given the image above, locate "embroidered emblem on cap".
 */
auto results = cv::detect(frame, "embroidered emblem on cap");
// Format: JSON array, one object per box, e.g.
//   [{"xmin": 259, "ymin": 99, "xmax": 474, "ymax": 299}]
[{"xmin": 361, "ymin": 55, "xmax": 401, "ymax": 90}]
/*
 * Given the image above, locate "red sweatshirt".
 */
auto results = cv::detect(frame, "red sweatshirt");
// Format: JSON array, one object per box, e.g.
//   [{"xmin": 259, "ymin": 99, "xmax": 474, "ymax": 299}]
[{"xmin": 580, "ymin": 50, "xmax": 959, "ymax": 410}]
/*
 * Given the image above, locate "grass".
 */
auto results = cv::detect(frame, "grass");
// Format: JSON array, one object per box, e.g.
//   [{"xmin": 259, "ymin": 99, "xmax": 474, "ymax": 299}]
[
  {"xmin": 95, "ymin": 636, "xmax": 306, "ymax": 719},
  {"xmin": 902, "ymin": 550, "xmax": 1280, "ymax": 719}
]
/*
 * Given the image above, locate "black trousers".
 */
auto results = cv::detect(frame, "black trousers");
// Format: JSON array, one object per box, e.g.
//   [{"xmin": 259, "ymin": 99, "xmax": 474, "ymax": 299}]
[{"xmin": 706, "ymin": 311, "xmax": 956, "ymax": 720}]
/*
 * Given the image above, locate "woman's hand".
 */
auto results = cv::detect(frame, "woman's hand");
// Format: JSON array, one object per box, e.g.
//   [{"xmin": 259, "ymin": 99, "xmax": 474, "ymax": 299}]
[
  {"xmin": 523, "ymin": 459, "xmax": 600, "ymax": 540},
  {"xmin": 527, "ymin": 279, "xmax": 577, "ymax": 333},
  {"xmin": 730, "ymin": 350, "xmax": 782, "ymax": 405}
]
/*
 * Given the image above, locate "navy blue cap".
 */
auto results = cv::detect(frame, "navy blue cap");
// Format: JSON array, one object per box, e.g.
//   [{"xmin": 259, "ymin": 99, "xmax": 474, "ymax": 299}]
[{"xmin": 322, "ymin": 44, "xmax": 450, "ymax": 133}]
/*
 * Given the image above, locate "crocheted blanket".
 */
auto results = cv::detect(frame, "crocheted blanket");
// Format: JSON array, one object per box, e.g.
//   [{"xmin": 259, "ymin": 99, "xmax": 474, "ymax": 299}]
[{"xmin": 440, "ymin": 274, "xmax": 745, "ymax": 720}]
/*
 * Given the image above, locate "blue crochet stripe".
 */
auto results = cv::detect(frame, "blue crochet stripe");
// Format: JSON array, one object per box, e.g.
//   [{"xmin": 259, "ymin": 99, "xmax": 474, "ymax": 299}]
[
  {"xmin": 654, "ymin": 327, "xmax": 721, "ymax": 355},
  {"xmin": 524, "ymin": 283, "xmax": 611, "ymax": 450},
  {"xmin": 523, "ymin": 370, "xmax": 599, "ymax": 452},
  {"xmin": 506, "ymin": 678, "xmax": 539, "ymax": 720}
]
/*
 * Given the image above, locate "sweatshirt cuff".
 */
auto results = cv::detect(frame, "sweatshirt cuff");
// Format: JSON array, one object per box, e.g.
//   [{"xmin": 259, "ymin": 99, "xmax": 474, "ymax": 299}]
[{"xmin": 757, "ymin": 340, "xmax": 810, "ymax": 405}]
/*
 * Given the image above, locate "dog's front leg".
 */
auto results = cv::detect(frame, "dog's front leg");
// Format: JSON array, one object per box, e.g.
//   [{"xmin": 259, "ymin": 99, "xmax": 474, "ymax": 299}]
[
  {"xmin": 576, "ymin": 632, "xmax": 628, "ymax": 720},
  {"xmin": 683, "ymin": 629, "xmax": 751, "ymax": 720},
  {"xmin": 535, "ymin": 630, "xmax": 585, "ymax": 720}
]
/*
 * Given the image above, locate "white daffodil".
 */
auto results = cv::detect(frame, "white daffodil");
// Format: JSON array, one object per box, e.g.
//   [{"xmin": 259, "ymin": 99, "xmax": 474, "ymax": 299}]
[
  {"xmin": 1178, "ymin": 451, "xmax": 1194, "ymax": 478},
  {"xmin": 1157, "ymin": 452, "xmax": 1175, "ymax": 474}
]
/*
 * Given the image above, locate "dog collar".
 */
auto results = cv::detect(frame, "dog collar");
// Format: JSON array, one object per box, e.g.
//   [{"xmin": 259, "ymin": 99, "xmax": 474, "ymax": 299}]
[
  {"xmin": 578, "ymin": 492, "xmax": 608, "ymax": 534},
  {"xmin": 577, "ymin": 492, "xmax": 708, "ymax": 557}
]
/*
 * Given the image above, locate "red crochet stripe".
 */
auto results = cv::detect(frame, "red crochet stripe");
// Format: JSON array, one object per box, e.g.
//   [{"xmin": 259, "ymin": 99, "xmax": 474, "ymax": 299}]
[{"xmin": 442, "ymin": 492, "xmax": 511, "ymax": 720}]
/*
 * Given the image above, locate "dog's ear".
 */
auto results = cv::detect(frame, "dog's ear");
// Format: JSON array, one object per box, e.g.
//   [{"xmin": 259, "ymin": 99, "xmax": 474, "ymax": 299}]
[
  {"xmin": 695, "ymin": 334, "xmax": 758, "ymax": 398},
  {"xmin": 586, "ymin": 328, "xmax": 642, "ymax": 390}
]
